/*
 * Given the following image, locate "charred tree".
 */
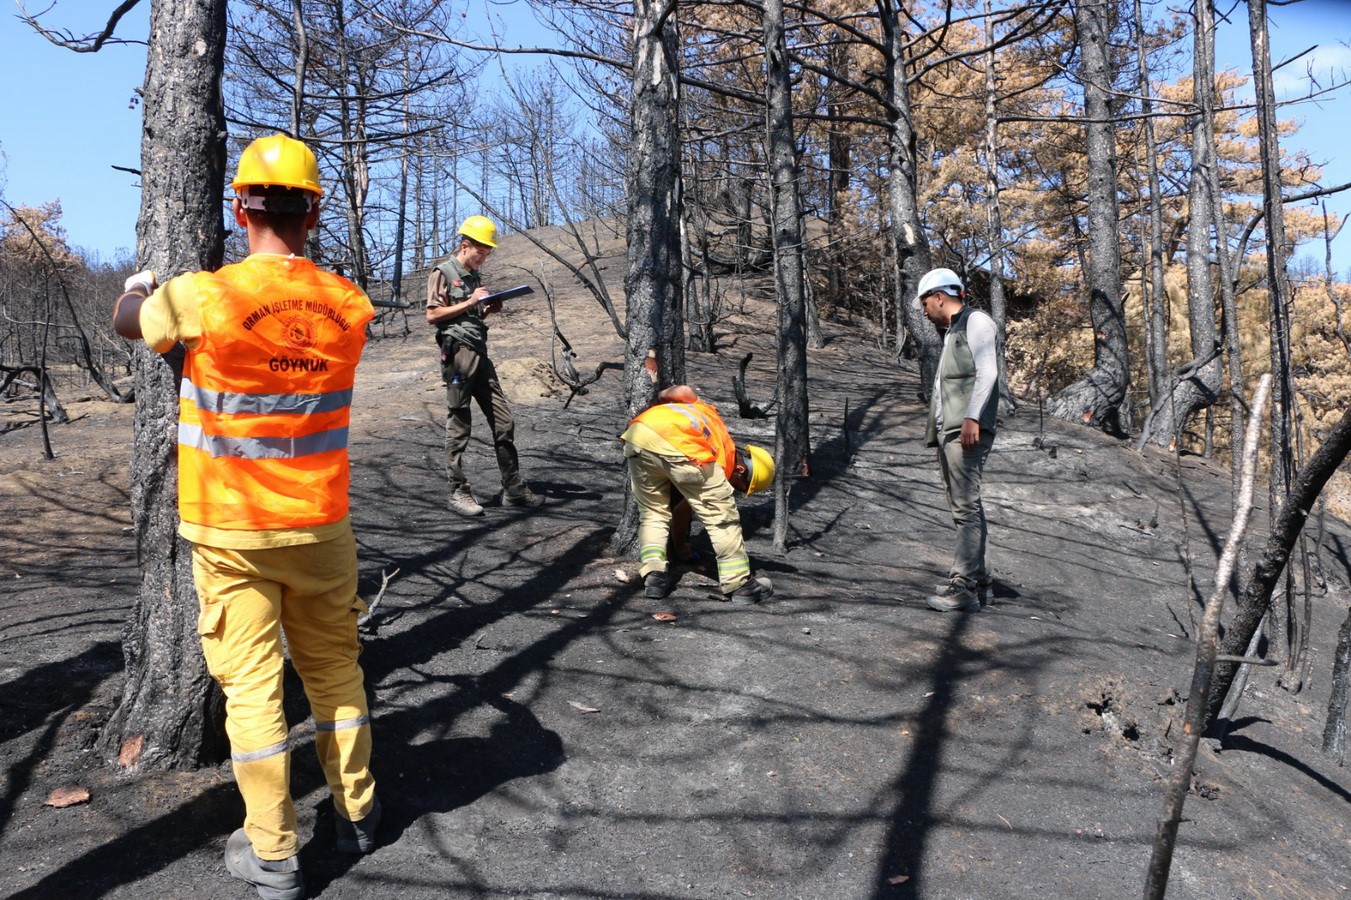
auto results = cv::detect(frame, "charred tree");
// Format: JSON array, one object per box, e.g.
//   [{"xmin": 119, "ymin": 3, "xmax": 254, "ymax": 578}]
[
  {"xmin": 1204, "ymin": 404, "xmax": 1351, "ymax": 735},
  {"xmin": 1325, "ymin": 603, "xmax": 1351, "ymax": 765},
  {"xmin": 1249, "ymin": 0, "xmax": 1301, "ymax": 682},
  {"xmin": 616, "ymin": 0, "xmax": 685, "ymax": 551},
  {"xmin": 982, "ymin": 0, "xmax": 1014, "ymax": 416},
  {"xmin": 93, "ymin": 0, "xmax": 230, "ymax": 769},
  {"xmin": 1140, "ymin": 0, "xmax": 1223, "ymax": 449},
  {"xmin": 878, "ymin": 0, "xmax": 939, "ymax": 397},
  {"xmin": 623, "ymin": 0, "xmax": 684, "ymax": 413},
  {"xmin": 1133, "ymin": 0, "xmax": 1168, "ymax": 411},
  {"xmin": 763, "ymin": 0, "xmax": 810, "ymax": 552},
  {"xmin": 1047, "ymin": 0, "xmax": 1129, "ymax": 429},
  {"xmin": 1144, "ymin": 375, "xmax": 1269, "ymax": 900}
]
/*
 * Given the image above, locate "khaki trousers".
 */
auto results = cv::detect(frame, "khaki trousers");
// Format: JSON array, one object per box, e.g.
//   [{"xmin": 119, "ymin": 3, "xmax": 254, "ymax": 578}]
[
  {"xmin": 441, "ymin": 339, "xmax": 522, "ymax": 493},
  {"xmin": 193, "ymin": 530, "xmax": 376, "ymax": 860},
  {"xmin": 625, "ymin": 445, "xmax": 751, "ymax": 594}
]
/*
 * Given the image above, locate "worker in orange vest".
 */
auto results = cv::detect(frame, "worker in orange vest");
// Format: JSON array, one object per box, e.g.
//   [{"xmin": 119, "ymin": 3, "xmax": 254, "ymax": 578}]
[
  {"xmin": 621, "ymin": 385, "xmax": 775, "ymax": 602},
  {"xmin": 113, "ymin": 134, "xmax": 379, "ymax": 900}
]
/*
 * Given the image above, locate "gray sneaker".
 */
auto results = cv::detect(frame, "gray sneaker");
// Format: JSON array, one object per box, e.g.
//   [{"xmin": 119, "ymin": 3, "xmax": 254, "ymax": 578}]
[
  {"xmin": 926, "ymin": 579, "xmax": 980, "ymax": 612},
  {"xmin": 335, "ymin": 796, "xmax": 381, "ymax": 854},
  {"xmin": 450, "ymin": 486, "xmax": 484, "ymax": 517},
  {"xmin": 224, "ymin": 828, "xmax": 304, "ymax": 900},
  {"xmin": 934, "ymin": 578, "xmax": 991, "ymax": 605}
]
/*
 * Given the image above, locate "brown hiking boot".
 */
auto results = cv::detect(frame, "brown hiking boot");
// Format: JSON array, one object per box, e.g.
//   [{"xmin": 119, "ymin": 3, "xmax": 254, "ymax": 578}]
[
  {"xmin": 503, "ymin": 484, "xmax": 544, "ymax": 508},
  {"xmin": 449, "ymin": 486, "xmax": 484, "ymax": 517}
]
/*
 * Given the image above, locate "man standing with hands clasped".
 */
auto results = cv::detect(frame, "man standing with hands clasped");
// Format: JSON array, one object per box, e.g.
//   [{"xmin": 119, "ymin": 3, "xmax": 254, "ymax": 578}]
[
  {"xmin": 919, "ymin": 268, "xmax": 999, "ymax": 613},
  {"xmin": 427, "ymin": 215, "xmax": 543, "ymax": 516},
  {"xmin": 112, "ymin": 134, "xmax": 380, "ymax": 900}
]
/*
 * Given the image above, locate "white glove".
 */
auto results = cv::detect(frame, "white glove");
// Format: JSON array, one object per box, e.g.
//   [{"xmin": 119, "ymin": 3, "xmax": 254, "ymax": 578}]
[{"xmin": 123, "ymin": 270, "xmax": 157, "ymax": 295}]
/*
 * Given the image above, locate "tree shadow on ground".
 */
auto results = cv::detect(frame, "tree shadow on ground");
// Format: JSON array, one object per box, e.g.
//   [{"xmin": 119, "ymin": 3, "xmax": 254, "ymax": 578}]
[
  {"xmin": 0, "ymin": 640, "xmax": 121, "ymax": 832},
  {"xmin": 9, "ymin": 509, "xmax": 617, "ymax": 897},
  {"xmin": 7, "ymin": 780, "xmax": 239, "ymax": 899},
  {"xmin": 1218, "ymin": 734, "xmax": 1351, "ymax": 804},
  {"xmin": 300, "ymin": 683, "xmax": 566, "ymax": 895},
  {"xmin": 870, "ymin": 609, "xmax": 979, "ymax": 897}
]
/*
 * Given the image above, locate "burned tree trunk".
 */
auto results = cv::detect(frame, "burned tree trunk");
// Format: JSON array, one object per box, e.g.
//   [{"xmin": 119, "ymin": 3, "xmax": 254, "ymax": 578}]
[
  {"xmin": 1204, "ymin": 404, "xmax": 1351, "ymax": 735},
  {"xmin": 763, "ymin": 0, "xmax": 809, "ymax": 552},
  {"xmin": 95, "ymin": 0, "xmax": 230, "ymax": 770},
  {"xmin": 616, "ymin": 0, "xmax": 685, "ymax": 551},
  {"xmin": 1324, "ymin": 603, "xmax": 1351, "ymax": 765},
  {"xmin": 1140, "ymin": 0, "xmax": 1223, "ymax": 449},
  {"xmin": 1047, "ymin": 0, "xmax": 1128, "ymax": 429},
  {"xmin": 879, "ymin": 0, "xmax": 939, "ymax": 398},
  {"xmin": 982, "ymin": 0, "xmax": 1014, "ymax": 416},
  {"xmin": 623, "ymin": 0, "xmax": 684, "ymax": 412}
]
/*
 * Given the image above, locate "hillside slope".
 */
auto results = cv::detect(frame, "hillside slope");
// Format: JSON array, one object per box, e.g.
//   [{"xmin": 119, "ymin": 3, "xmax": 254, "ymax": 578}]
[{"xmin": 0, "ymin": 226, "xmax": 1348, "ymax": 899}]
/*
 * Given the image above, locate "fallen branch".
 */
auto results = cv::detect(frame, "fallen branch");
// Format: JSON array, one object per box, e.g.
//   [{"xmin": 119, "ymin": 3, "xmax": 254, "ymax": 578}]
[{"xmin": 358, "ymin": 567, "xmax": 400, "ymax": 628}]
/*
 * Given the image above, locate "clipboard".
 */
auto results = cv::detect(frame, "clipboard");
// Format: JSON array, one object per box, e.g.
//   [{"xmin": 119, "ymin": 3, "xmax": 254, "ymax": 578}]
[{"xmin": 482, "ymin": 285, "xmax": 535, "ymax": 303}]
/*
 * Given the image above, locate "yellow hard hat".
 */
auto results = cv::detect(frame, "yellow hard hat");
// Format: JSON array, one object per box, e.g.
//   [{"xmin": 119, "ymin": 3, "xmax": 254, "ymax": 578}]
[
  {"xmin": 232, "ymin": 133, "xmax": 323, "ymax": 195},
  {"xmin": 742, "ymin": 444, "xmax": 775, "ymax": 495},
  {"xmin": 458, "ymin": 215, "xmax": 498, "ymax": 248}
]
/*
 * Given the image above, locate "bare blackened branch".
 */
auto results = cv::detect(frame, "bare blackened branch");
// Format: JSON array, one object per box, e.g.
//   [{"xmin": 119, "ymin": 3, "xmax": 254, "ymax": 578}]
[{"xmin": 17, "ymin": 0, "xmax": 144, "ymax": 51}]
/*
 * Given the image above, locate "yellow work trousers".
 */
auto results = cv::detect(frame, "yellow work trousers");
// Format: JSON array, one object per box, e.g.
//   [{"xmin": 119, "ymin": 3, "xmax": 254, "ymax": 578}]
[
  {"xmin": 193, "ymin": 530, "xmax": 376, "ymax": 860},
  {"xmin": 625, "ymin": 445, "xmax": 751, "ymax": 594}
]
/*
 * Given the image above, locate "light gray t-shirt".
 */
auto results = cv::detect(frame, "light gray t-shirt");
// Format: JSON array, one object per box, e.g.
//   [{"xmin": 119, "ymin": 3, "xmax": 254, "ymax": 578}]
[{"xmin": 932, "ymin": 307, "xmax": 997, "ymax": 432}]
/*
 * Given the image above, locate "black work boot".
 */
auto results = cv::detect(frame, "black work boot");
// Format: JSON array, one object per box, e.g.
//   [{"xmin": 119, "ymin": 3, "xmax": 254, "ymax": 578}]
[
  {"xmin": 224, "ymin": 828, "xmax": 304, "ymax": 900},
  {"xmin": 644, "ymin": 571, "xmax": 670, "ymax": 599},
  {"xmin": 728, "ymin": 578, "xmax": 773, "ymax": 605},
  {"xmin": 335, "ymin": 796, "xmax": 382, "ymax": 854}
]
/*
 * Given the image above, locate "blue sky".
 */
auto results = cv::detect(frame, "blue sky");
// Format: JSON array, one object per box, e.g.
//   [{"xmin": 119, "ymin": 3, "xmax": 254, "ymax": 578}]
[
  {"xmin": 0, "ymin": 4, "xmax": 149, "ymax": 263},
  {"xmin": 0, "ymin": 2, "xmax": 1348, "ymax": 274}
]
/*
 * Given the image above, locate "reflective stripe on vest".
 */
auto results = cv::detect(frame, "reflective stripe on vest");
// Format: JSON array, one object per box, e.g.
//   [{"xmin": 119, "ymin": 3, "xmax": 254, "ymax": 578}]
[
  {"xmin": 181, "ymin": 380, "xmax": 354, "ymax": 416},
  {"xmin": 664, "ymin": 403, "xmax": 715, "ymax": 440},
  {"xmin": 178, "ymin": 422, "xmax": 350, "ymax": 459},
  {"xmin": 629, "ymin": 401, "xmax": 736, "ymax": 478}
]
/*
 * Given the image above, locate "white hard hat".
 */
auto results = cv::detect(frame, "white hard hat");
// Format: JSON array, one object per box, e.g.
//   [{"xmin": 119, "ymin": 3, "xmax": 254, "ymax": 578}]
[{"xmin": 916, "ymin": 268, "xmax": 964, "ymax": 302}]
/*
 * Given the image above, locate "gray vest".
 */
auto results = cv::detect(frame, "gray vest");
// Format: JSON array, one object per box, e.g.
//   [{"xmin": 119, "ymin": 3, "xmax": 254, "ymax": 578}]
[{"xmin": 925, "ymin": 305, "xmax": 998, "ymax": 447}]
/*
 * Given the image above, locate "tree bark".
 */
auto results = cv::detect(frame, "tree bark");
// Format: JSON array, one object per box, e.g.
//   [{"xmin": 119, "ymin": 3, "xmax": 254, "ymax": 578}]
[
  {"xmin": 1144, "ymin": 375, "xmax": 1269, "ymax": 900},
  {"xmin": 1323, "ymin": 602, "xmax": 1351, "ymax": 765},
  {"xmin": 982, "ymin": 0, "xmax": 1014, "ymax": 416},
  {"xmin": 96, "ymin": 0, "xmax": 230, "ymax": 770},
  {"xmin": 1047, "ymin": 0, "xmax": 1128, "ymax": 429},
  {"xmin": 616, "ymin": 0, "xmax": 684, "ymax": 551},
  {"xmin": 822, "ymin": 31, "xmax": 851, "ymax": 348},
  {"xmin": 763, "ymin": 0, "xmax": 810, "ymax": 553},
  {"xmin": 879, "ymin": 0, "xmax": 939, "ymax": 397},
  {"xmin": 1133, "ymin": 0, "xmax": 1168, "ymax": 411},
  {"xmin": 1141, "ymin": 0, "xmax": 1223, "ymax": 449}
]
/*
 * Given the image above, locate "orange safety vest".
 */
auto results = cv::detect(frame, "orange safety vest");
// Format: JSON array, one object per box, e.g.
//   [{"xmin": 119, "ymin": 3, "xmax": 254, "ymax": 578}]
[
  {"xmin": 176, "ymin": 256, "xmax": 374, "ymax": 531},
  {"xmin": 629, "ymin": 401, "xmax": 737, "ymax": 478}
]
